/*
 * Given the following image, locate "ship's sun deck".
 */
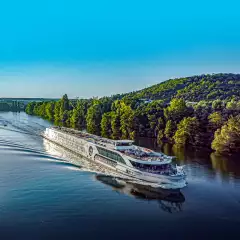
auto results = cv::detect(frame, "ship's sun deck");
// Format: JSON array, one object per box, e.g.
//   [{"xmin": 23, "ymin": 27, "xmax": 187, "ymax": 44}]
[
  {"xmin": 118, "ymin": 148, "xmax": 168, "ymax": 162},
  {"xmin": 52, "ymin": 126, "xmax": 171, "ymax": 162},
  {"xmin": 53, "ymin": 126, "xmax": 116, "ymax": 146}
]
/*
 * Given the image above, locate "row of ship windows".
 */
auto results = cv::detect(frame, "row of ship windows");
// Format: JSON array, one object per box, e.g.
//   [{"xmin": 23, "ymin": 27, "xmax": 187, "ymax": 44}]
[
  {"xmin": 56, "ymin": 133, "xmax": 84, "ymax": 144},
  {"xmin": 96, "ymin": 147, "xmax": 126, "ymax": 165},
  {"xmin": 55, "ymin": 135, "xmax": 85, "ymax": 153},
  {"xmin": 94, "ymin": 155, "xmax": 117, "ymax": 168}
]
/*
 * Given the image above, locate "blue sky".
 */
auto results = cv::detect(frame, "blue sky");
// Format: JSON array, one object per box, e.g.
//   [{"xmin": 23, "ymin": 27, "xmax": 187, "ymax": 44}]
[{"xmin": 0, "ymin": 0, "xmax": 239, "ymax": 98}]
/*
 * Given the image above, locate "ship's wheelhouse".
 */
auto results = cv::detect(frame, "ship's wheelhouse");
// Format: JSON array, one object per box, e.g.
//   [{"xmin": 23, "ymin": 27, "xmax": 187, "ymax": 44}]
[{"xmin": 114, "ymin": 140, "xmax": 134, "ymax": 151}]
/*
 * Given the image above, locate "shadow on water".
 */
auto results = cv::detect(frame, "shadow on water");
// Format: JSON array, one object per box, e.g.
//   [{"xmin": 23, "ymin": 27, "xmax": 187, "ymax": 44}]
[{"xmin": 95, "ymin": 174, "xmax": 185, "ymax": 213}]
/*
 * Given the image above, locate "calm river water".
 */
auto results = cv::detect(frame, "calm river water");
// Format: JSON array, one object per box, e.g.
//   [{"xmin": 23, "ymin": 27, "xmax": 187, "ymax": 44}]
[{"xmin": 0, "ymin": 112, "xmax": 239, "ymax": 239}]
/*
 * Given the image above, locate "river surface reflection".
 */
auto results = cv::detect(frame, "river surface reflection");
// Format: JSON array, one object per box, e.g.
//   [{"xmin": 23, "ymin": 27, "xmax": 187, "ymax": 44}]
[
  {"xmin": 136, "ymin": 138, "xmax": 240, "ymax": 185},
  {"xmin": 95, "ymin": 174, "xmax": 185, "ymax": 213},
  {"xmin": 0, "ymin": 112, "xmax": 239, "ymax": 239}
]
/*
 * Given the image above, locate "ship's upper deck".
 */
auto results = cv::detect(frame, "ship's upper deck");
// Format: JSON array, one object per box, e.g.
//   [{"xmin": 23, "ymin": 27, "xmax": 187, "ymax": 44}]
[
  {"xmin": 51, "ymin": 126, "xmax": 132, "ymax": 148},
  {"xmin": 50, "ymin": 126, "xmax": 172, "ymax": 163}
]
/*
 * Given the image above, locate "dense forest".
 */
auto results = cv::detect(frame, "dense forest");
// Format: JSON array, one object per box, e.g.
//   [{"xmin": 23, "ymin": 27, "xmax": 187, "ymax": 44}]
[
  {"xmin": 25, "ymin": 73, "xmax": 240, "ymax": 155},
  {"xmin": 129, "ymin": 73, "xmax": 240, "ymax": 102}
]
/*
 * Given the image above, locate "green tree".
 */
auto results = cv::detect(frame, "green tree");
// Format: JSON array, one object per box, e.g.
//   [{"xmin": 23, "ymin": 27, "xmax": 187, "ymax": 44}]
[
  {"xmin": 101, "ymin": 112, "xmax": 113, "ymax": 138},
  {"xmin": 54, "ymin": 101, "xmax": 61, "ymax": 122},
  {"xmin": 226, "ymin": 99, "xmax": 240, "ymax": 111},
  {"xmin": 194, "ymin": 100, "xmax": 210, "ymax": 110},
  {"xmin": 164, "ymin": 98, "xmax": 189, "ymax": 122},
  {"xmin": 25, "ymin": 102, "xmax": 36, "ymax": 115},
  {"xmin": 111, "ymin": 112, "xmax": 121, "ymax": 139},
  {"xmin": 173, "ymin": 117, "xmax": 199, "ymax": 145},
  {"xmin": 212, "ymin": 115, "xmax": 240, "ymax": 154},
  {"xmin": 212, "ymin": 99, "xmax": 224, "ymax": 110},
  {"xmin": 119, "ymin": 102, "xmax": 135, "ymax": 139},
  {"xmin": 157, "ymin": 129, "xmax": 164, "ymax": 144},
  {"xmin": 156, "ymin": 117, "xmax": 165, "ymax": 143},
  {"xmin": 134, "ymin": 100, "xmax": 164, "ymax": 137},
  {"xmin": 70, "ymin": 100, "xmax": 88, "ymax": 128},
  {"xmin": 208, "ymin": 112, "xmax": 223, "ymax": 129},
  {"xmin": 45, "ymin": 102, "xmax": 55, "ymax": 120},
  {"xmin": 86, "ymin": 101, "xmax": 102, "ymax": 135},
  {"xmin": 164, "ymin": 120, "xmax": 176, "ymax": 141},
  {"xmin": 59, "ymin": 94, "xmax": 70, "ymax": 123},
  {"xmin": 109, "ymin": 100, "xmax": 136, "ymax": 140},
  {"xmin": 62, "ymin": 110, "xmax": 70, "ymax": 125}
]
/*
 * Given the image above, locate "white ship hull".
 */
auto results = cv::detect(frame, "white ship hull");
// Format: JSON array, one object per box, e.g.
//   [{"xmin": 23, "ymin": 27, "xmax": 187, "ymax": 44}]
[{"xmin": 43, "ymin": 127, "xmax": 187, "ymax": 189}]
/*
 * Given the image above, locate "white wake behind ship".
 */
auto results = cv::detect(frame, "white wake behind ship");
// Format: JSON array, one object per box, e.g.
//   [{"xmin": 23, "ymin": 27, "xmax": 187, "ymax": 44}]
[{"xmin": 43, "ymin": 126, "xmax": 187, "ymax": 189}]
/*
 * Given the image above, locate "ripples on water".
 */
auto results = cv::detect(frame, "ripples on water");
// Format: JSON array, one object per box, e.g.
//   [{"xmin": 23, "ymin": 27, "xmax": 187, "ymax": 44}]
[{"xmin": 0, "ymin": 112, "xmax": 240, "ymax": 239}]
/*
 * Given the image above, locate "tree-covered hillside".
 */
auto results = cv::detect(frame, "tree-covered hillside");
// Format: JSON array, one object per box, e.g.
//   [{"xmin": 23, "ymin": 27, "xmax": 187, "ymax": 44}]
[
  {"xmin": 127, "ymin": 73, "xmax": 240, "ymax": 102},
  {"xmin": 25, "ymin": 73, "xmax": 240, "ymax": 156}
]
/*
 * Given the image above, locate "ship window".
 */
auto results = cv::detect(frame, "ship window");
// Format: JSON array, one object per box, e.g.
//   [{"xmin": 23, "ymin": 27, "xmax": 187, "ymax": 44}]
[
  {"xmin": 130, "ymin": 161, "xmax": 170, "ymax": 171},
  {"xmin": 116, "ymin": 142, "xmax": 132, "ymax": 146},
  {"xmin": 96, "ymin": 147, "xmax": 126, "ymax": 165}
]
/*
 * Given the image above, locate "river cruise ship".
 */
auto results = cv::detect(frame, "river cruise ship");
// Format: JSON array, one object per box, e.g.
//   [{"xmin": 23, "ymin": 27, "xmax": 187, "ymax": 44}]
[{"xmin": 43, "ymin": 126, "xmax": 187, "ymax": 189}]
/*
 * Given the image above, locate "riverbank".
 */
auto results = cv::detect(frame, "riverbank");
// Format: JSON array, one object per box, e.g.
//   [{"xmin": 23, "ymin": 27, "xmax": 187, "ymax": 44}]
[{"xmin": 25, "ymin": 92, "xmax": 240, "ymax": 156}]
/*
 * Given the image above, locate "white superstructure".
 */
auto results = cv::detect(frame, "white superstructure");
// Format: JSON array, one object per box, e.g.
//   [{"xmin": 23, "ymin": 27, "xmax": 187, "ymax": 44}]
[{"xmin": 43, "ymin": 126, "xmax": 187, "ymax": 189}]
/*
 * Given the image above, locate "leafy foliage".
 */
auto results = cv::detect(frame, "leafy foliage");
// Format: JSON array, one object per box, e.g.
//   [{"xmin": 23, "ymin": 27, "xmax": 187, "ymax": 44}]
[
  {"xmin": 86, "ymin": 100, "xmax": 103, "ymax": 135},
  {"xmin": 164, "ymin": 98, "xmax": 190, "ymax": 122},
  {"xmin": 212, "ymin": 115, "xmax": 240, "ymax": 154},
  {"xmin": 174, "ymin": 117, "xmax": 199, "ymax": 146},
  {"xmin": 101, "ymin": 112, "xmax": 113, "ymax": 138},
  {"xmin": 127, "ymin": 73, "xmax": 240, "ymax": 102},
  {"xmin": 25, "ymin": 73, "xmax": 240, "ymax": 155}
]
